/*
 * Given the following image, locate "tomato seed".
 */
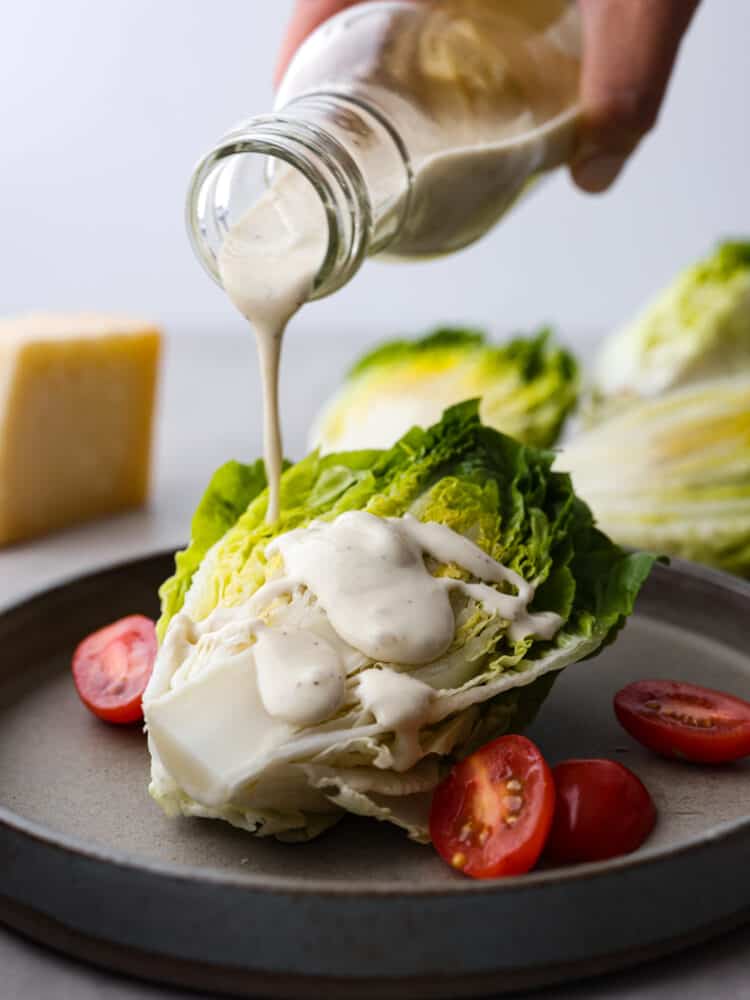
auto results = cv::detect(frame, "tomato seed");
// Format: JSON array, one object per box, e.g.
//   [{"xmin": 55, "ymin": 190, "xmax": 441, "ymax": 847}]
[
  {"xmin": 664, "ymin": 709, "xmax": 715, "ymax": 729},
  {"xmin": 506, "ymin": 778, "xmax": 522, "ymax": 792},
  {"xmin": 451, "ymin": 852, "xmax": 467, "ymax": 869}
]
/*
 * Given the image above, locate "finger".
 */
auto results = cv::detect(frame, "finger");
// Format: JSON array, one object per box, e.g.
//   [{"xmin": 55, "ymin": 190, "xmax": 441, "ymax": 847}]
[
  {"xmin": 573, "ymin": 0, "xmax": 700, "ymax": 193},
  {"xmin": 275, "ymin": 0, "xmax": 363, "ymax": 85}
]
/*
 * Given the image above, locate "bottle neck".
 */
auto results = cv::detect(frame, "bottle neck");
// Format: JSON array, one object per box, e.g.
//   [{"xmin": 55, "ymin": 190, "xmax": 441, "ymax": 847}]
[{"xmin": 186, "ymin": 95, "xmax": 412, "ymax": 300}]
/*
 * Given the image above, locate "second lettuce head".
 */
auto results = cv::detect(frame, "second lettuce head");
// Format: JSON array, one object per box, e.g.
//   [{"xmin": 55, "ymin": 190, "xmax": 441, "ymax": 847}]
[
  {"xmin": 589, "ymin": 240, "xmax": 750, "ymax": 420},
  {"xmin": 311, "ymin": 326, "xmax": 578, "ymax": 453}
]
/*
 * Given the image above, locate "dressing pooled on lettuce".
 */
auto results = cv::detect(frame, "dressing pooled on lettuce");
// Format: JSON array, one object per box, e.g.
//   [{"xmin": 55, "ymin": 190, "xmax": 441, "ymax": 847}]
[{"xmin": 144, "ymin": 402, "xmax": 653, "ymax": 842}]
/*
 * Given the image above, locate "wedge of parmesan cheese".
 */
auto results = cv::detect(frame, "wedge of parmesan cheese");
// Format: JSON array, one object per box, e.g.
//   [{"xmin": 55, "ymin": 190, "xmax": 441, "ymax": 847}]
[{"xmin": 0, "ymin": 313, "xmax": 160, "ymax": 545}]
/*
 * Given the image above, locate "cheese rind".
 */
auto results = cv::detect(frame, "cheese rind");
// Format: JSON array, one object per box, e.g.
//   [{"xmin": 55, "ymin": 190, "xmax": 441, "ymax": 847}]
[{"xmin": 0, "ymin": 313, "xmax": 160, "ymax": 545}]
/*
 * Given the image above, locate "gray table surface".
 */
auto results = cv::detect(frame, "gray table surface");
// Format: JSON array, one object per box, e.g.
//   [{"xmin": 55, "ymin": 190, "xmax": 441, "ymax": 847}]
[{"xmin": 2, "ymin": 332, "xmax": 749, "ymax": 1000}]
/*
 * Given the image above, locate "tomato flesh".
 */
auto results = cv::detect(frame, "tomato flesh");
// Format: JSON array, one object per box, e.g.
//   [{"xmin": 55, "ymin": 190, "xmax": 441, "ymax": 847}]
[
  {"xmin": 546, "ymin": 759, "xmax": 656, "ymax": 865},
  {"xmin": 615, "ymin": 680, "xmax": 750, "ymax": 764},
  {"xmin": 72, "ymin": 615, "xmax": 157, "ymax": 724},
  {"xmin": 429, "ymin": 734, "xmax": 555, "ymax": 879}
]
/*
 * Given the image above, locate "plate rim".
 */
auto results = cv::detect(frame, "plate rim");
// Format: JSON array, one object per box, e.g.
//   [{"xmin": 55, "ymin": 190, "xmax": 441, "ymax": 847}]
[{"xmin": 3, "ymin": 548, "xmax": 750, "ymax": 899}]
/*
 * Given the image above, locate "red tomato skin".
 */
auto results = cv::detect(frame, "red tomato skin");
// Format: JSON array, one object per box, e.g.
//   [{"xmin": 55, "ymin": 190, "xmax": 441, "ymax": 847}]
[
  {"xmin": 615, "ymin": 680, "xmax": 750, "ymax": 764},
  {"xmin": 429, "ymin": 734, "xmax": 555, "ymax": 880},
  {"xmin": 546, "ymin": 759, "xmax": 656, "ymax": 865},
  {"xmin": 72, "ymin": 615, "xmax": 157, "ymax": 725}
]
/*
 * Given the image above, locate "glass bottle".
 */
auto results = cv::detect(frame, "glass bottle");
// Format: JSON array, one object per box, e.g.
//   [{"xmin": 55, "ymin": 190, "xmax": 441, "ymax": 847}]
[{"xmin": 187, "ymin": 0, "xmax": 581, "ymax": 302}]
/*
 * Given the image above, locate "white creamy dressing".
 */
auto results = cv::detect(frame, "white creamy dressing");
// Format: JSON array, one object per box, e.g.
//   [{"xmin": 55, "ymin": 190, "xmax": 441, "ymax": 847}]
[
  {"xmin": 355, "ymin": 667, "xmax": 437, "ymax": 772},
  {"xmin": 217, "ymin": 167, "xmax": 327, "ymax": 521},
  {"xmin": 269, "ymin": 511, "xmax": 561, "ymax": 660},
  {"xmin": 254, "ymin": 626, "xmax": 345, "ymax": 727},
  {"xmin": 145, "ymin": 511, "xmax": 562, "ymax": 806},
  {"xmin": 259, "ymin": 509, "xmax": 561, "ymax": 727}
]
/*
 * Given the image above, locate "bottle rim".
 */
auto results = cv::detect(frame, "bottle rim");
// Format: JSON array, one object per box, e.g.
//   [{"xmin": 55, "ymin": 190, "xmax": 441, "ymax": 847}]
[{"xmin": 185, "ymin": 114, "xmax": 372, "ymax": 301}]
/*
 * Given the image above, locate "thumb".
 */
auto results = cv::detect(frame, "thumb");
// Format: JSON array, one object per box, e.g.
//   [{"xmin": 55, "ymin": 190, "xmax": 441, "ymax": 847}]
[
  {"xmin": 572, "ymin": 0, "xmax": 700, "ymax": 193},
  {"xmin": 275, "ymin": 0, "xmax": 364, "ymax": 86}
]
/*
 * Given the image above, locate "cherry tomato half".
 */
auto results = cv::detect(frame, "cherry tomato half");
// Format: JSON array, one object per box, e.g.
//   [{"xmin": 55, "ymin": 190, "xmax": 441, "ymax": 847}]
[
  {"xmin": 545, "ymin": 759, "xmax": 656, "ymax": 865},
  {"xmin": 615, "ymin": 680, "xmax": 750, "ymax": 764},
  {"xmin": 429, "ymin": 734, "xmax": 555, "ymax": 879},
  {"xmin": 72, "ymin": 615, "xmax": 157, "ymax": 724}
]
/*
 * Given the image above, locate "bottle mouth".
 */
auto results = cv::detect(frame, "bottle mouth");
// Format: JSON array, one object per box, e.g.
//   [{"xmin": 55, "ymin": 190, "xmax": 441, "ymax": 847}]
[{"xmin": 186, "ymin": 115, "xmax": 371, "ymax": 301}]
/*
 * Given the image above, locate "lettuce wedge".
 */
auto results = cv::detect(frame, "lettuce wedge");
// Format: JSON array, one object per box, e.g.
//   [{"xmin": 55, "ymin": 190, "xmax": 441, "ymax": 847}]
[{"xmin": 146, "ymin": 402, "xmax": 653, "ymax": 842}]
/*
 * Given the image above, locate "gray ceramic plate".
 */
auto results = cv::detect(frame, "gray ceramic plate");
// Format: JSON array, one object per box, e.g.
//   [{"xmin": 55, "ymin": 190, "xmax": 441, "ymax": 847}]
[{"xmin": 1, "ymin": 554, "xmax": 750, "ymax": 999}]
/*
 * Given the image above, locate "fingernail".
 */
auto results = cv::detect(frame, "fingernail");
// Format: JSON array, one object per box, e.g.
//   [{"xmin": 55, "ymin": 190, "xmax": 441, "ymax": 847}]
[{"xmin": 572, "ymin": 154, "xmax": 626, "ymax": 194}]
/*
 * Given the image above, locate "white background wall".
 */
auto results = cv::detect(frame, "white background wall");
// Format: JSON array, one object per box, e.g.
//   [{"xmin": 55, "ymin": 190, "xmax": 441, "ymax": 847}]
[{"xmin": 1, "ymin": 0, "xmax": 748, "ymax": 350}]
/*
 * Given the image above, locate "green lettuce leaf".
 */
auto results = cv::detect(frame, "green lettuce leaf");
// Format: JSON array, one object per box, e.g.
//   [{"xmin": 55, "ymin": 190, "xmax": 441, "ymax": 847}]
[{"xmin": 158, "ymin": 459, "xmax": 270, "ymax": 640}]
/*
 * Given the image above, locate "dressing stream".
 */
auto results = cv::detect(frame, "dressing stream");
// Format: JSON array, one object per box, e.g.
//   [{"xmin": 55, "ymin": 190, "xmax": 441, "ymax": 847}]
[{"xmin": 218, "ymin": 168, "xmax": 328, "ymax": 521}]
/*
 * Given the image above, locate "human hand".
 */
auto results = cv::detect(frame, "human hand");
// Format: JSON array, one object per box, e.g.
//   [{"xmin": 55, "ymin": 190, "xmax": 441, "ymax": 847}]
[
  {"xmin": 573, "ymin": 0, "xmax": 700, "ymax": 192},
  {"xmin": 276, "ymin": 0, "xmax": 701, "ymax": 194}
]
